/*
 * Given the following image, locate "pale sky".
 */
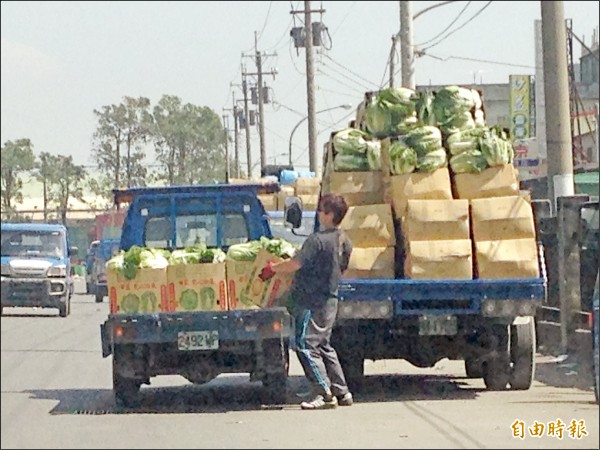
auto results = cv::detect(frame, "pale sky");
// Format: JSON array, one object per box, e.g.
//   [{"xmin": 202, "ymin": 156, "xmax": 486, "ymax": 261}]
[{"xmin": 1, "ymin": 1, "xmax": 598, "ymax": 177}]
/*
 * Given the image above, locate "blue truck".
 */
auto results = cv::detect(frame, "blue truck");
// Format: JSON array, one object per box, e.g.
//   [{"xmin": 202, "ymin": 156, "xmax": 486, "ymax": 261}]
[
  {"xmin": 284, "ymin": 190, "xmax": 547, "ymax": 392},
  {"xmin": 99, "ymin": 183, "xmax": 294, "ymax": 408},
  {"xmin": 86, "ymin": 238, "xmax": 120, "ymax": 303},
  {"xmin": 1, "ymin": 222, "xmax": 76, "ymax": 317}
]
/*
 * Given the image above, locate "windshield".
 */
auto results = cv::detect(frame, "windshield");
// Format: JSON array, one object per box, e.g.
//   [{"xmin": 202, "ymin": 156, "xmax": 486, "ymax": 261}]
[{"xmin": 1, "ymin": 229, "xmax": 66, "ymax": 258}]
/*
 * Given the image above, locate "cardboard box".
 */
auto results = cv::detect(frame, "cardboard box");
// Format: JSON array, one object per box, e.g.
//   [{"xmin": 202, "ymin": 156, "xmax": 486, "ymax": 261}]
[
  {"xmin": 166, "ymin": 263, "xmax": 228, "ymax": 312},
  {"xmin": 343, "ymin": 246, "xmax": 395, "ymax": 279},
  {"xmin": 405, "ymin": 240, "xmax": 473, "ymax": 280},
  {"xmin": 475, "ymin": 238, "xmax": 539, "ymax": 279},
  {"xmin": 470, "ymin": 196, "xmax": 536, "ymax": 241},
  {"xmin": 294, "ymin": 177, "xmax": 321, "ymax": 195},
  {"xmin": 242, "ymin": 248, "xmax": 295, "ymax": 308},
  {"xmin": 453, "ymin": 164, "xmax": 519, "ymax": 199},
  {"xmin": 389, "ymin": 169, "xmax": 453, "ymax": 219},
  {"xmin": 225, "ymin": 259, "xmax": 259, "ymax": 310},
  {"xmin": 327, "ymin": 171, "xmax": 385, "ymax": 206},
  {"xmin": 258, "ymin": 193, "xmax": 278, "ymax": 211},
  {"xmin": 108, "ymin": 267, "xmax": 168, "ymax": 314},
  {"xmin": 340, "ymin": 204, "xmax": 396, "ymax": 247},
  {"xmin": 404, "ymin": 199, "xmax": 470, "ymax": 241},
  {"xmin": 298, "ymin": 194, "xmax": 319, "ymax": 210}
]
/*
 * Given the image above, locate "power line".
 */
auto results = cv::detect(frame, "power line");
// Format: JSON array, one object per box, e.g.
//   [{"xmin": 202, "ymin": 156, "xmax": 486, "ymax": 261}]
[
  {"xmin": 420, "ymin": 52, "xmax": 537, "ymax": 69},
  {"xmin": 319, "ymin": 52, "xmax": 379, "ymax": 89},
  {"xmin": 255, "ymin": 1, "xmax": 274, "ymax": 43},
  {"xmin": 318, "ymin": 58, "xmax": 374, "ymax": 91},
  {"xmin": 414, "ymin": 1, "xmax": 472, "ymax": 47},
  {"xmin": 315, "ymin": 67, "xmax": 366, "ymax": 96},
  {"xmin": 420, "ymin": 1, "xmax": 493, "ymax": 52},
  {"xmin": 328, "ymin": 1, "xmax": 356, "ymax": 37}
]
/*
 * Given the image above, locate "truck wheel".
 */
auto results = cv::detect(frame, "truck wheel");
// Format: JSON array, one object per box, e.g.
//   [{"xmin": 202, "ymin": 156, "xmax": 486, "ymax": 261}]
[
  {"xmin": 95, "ymin": 293, "xmax": 104, "ymax": 303},
  {"xmin": 113, "ymin": 352, "xmax": 142, "ymax": 409},
  {"xmin": 261, "ymin": 373, "xmax": 287, "ymax": 405},
  {"xmin": 260, "ymin": 339, "xmax": 289, "ymax": 405},
  {"xmin": 58, "ymin": 297, "xmax": 70, "ymax": 318},
  {"xmin": 483, "ymin": 325, "xmax": 510, "ymax": 390},
  {"xmin": 509, "ymin": 317, "xmax": 536, "ymax": 390},
  {"xmin": 464, "ymin": 358, "xmax": 484, "ymax": 378}
]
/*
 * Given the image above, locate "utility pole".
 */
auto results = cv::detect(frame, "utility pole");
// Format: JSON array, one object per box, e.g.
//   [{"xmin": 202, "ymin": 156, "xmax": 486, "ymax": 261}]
[
  {"xmin": 241, "ymin": 71, "xmax": 252, "ymax": 178},
  {"xmin": 389, "ymin": 35, "xmax": 397, "ymax": 88},
  {"xmin": 541, "ymin": 0, "xmax": 574, "ymax": 208},
  {"xmin": 242, "ymin": 45, "xmax": 277, "ymax": 176},
  {"xmin": 399, "ymin": 1, "xmax": 415, "ymax": 89},
  {"xmin": 221, "ymin": 113, "xmax": 230, "ymax": 183},
  {"xmin": 232, "ymin": 100, "xmax": 240, "ymax": 178}
]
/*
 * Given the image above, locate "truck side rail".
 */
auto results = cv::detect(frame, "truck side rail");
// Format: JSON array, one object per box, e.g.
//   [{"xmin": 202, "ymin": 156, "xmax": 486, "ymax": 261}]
[{"xmin": 338, "ymin": 277, "xmax": 546, "ymax": 317}]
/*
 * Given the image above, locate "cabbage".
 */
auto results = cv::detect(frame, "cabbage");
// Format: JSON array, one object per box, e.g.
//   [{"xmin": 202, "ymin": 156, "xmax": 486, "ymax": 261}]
[
  {"xmin": 449, "ymin": 150, "xmax": 489, "ymax": 173},
  {"xmin": 416, "ymin": 148, "xmax": 448, "ymax": 173},
  {"xmin": 366, "ymin": 141, "xmax": 382, "ymax": 170},
  {"xmin": 332, "ymin": 128, "xmax": 369, "ymax": 155},
  {"xmin": 403, "ymin": 126, "xmax": 443, "ymax": 157},
  {"xmin": 227, "ymin": 241, "xmax": 263, "ymax": 261},
  {"xmin": 365, "ymin": 100, "xmax": 392, "ymax": 136},
  {"xmin": 389, "ymin": 140, "xmax": 417, "ymax": 174},
  {"xmin": 260, "ymin": 237, "xmax": 298, "ymax": 259},
  {"xmin": 479, "ymin": 127, "xmax": 514, "ymax": 166},
  {"xmin": 333, "ymin": 154, "xmax": 370, "ymax": 171},
  {"xmin": 446, "ymin": 128, "xmax": 486, "ymax": 155}
]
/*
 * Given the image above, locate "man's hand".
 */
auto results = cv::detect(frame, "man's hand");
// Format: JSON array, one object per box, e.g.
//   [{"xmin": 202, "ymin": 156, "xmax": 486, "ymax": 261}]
[{"xmin": 258, "ymin": 261, "xmax": 276, "ymax": 281}]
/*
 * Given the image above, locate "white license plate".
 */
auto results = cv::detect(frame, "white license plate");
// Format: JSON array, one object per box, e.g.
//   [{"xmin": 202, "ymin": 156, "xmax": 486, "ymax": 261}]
[
  {"xmin": 178, "ymin": 330, "xmax": 219, "ymax": 351},
  {"xmin": 418, "ymin": 315, "xmax": 457, "ymax": 336}
]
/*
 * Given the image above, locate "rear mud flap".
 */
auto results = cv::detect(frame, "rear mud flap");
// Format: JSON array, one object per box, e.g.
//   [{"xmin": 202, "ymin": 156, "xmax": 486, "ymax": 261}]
[{"xmin": 100, "ymin": 323, "xmax": 112, "ymax": 358}]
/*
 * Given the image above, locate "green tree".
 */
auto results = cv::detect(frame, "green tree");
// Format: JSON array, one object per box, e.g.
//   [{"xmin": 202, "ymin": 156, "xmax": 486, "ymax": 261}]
[
  {"xmin": 46, "ymin": 155, "xmax": 87, "ymax": 224},
  {"xmin": 91, "ymin": 96, "xmax": 152, "ymax": 191},
  {"xmin": 152, "ymin": 95, "xmax": 226, "ymax": 185},
  {"xmin": 34, "ymin": 152, "xmax": 58, "ymax": 221},
  {"xmin": 0, "ymin": 139, "xmax": 36, "ymax": 218}
]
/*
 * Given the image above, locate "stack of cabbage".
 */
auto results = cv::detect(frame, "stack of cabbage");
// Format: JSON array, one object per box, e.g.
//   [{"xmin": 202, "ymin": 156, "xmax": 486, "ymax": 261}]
[
  {"xmin": 365, "ymin": 87, "xmax": 418, "ymax": 137},
  {"xmin": 226, "ymin": 237, "xmax": 298, "ymax": 261},
  {"xmin": 388, "ymin": 125, "xmax": 446, "ymax": 175},
  {"xmin": 447, "ymin": 126, "xmax": 514, "ymax": 174},
  {"xmin": 331, "ymin": 127, "xmax": 382, "ymax": 172},
  {"xmin": 106, "ymin": 244, "xmax": 226, "ymax": 280}
]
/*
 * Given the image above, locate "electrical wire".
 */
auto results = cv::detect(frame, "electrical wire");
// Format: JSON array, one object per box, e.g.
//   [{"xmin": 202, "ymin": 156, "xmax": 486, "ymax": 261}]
[
  {"xmin": 328, "ymin": 1, "xmax": 356, "ymax": 37},
  {"xmin": 315, "ymin": 67, "xmax": 366, "ymax": 96},
  {"xmin": 420, "ymin": 52, "xmax": 536, "ymax": 69},
  {"xmin": 420, "ymin": 1, "xmax": 493, "ymax": 52},
  {"xmin": 255, "ymin": 1, "xmax": 274, "ymax": 44},
  {"xmin": 318, "ymin": 58, "xmax": 374, "ymax": 91},
  {"xmin": 319, "ymin": 52, "xmax": 379, "ymax": 89},
  {"xmin": 414, "ymin": 1, "xmax": 472, "ymax": 47}
]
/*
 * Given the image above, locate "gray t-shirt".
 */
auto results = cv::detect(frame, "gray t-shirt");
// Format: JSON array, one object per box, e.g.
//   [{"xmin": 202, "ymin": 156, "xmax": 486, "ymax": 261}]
[{"xmin": 291, "ymin": 228, "xmax": 352, "ymax": 309}]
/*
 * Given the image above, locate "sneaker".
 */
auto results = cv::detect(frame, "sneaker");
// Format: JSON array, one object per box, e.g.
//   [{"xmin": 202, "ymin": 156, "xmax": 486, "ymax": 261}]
[
  {"xmin": 300, "ymin": 394, "xmax": 338, "ymax": 410},
  {"xmin": 337, "ymin": 392, "xmax": 353, "ymax": 406}
]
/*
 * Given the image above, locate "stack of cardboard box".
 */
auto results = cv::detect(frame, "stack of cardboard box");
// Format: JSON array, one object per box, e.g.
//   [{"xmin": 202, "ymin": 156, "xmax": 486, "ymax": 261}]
[
  {"xmin": 294, "ymin": 177, "xmax": 321, "ymax": 210},
  {"xmin": 320, "ymin": 140, "xmax": 395, "ymax": 279},
  {"xmin": 403, "ymin": 199, "xmax": 472, "ymax": 279}
]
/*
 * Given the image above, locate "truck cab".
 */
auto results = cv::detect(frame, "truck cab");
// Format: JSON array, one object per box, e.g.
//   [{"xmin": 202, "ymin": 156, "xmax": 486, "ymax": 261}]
[
  {"xmin": 100, "ymin": 183, "xmax": 294, "ymax": 408},
  {"xmin": 89, "ymin": 238, "xmax": 120, "ymax": 303},
  {"xmin": 1, "ymin": 223, "xmax": 75, "ymax": 317}
]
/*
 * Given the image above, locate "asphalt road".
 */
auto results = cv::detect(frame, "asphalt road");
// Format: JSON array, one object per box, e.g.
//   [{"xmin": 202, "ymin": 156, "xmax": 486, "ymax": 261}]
[{"xmin": 1, "ymin": 279, "xmax": 598, "ymax": 449}]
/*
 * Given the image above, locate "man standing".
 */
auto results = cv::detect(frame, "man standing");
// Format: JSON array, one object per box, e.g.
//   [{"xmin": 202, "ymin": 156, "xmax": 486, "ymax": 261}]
[{"xmin": 259, "ymin": 193, "xmax": 353, "ymax": 410}]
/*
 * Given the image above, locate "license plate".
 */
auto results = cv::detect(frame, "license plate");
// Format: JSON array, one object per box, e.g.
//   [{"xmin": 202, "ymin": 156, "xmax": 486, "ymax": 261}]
[
  {"xmin": 177, "ymin": 330, "xmax": 219, "ymax": 351},
  {"xmin": 418, "ymin": 315, "xmax": 457, "ymax": 336}
]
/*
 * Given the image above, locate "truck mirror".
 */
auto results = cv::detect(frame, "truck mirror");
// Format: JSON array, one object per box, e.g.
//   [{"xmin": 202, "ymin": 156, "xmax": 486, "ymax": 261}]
[
  {"xmin": 70, "ymin": 246, "xmax": 79, "ymax": 256},
  {"xmin": 284, "ymin": 196, "xmax": 303, "ymax": 229}
]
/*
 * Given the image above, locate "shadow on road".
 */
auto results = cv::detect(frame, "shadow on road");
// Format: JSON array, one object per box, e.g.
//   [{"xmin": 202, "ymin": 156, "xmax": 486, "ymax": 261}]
[
  {"xmin": 25, "ymin": 371, "xmax": 482, "ymax": 415},
  {"xmin": 534, "ymin": 353, "xmax": 595, "ymax": 392}
]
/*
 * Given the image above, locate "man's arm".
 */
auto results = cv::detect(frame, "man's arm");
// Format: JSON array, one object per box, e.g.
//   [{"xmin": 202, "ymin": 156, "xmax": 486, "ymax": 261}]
[{"xmin": 271, "ymin": 257, "xmax": 302, "ymax": 274}]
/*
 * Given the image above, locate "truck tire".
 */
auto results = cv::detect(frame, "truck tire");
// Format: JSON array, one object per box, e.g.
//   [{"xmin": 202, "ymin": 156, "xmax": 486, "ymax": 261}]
[
  {"xmin": 464, "ymin": 358, "xmax": 484, "ymax": 378},
  {"xmin": 509, "ymin": 316, "xmax": 536, "ymax": 390},
  {"xmin": 260, "ymin": 338, "xmax": 289, "ymax": 405},
  {"xmin": 95, "ymin": 293, "xmax": 104, "ymax": 303},
  {"xmin": 58, "ymin": 297, "xmax": 70, "ymax": 318},
  {"xmin": 483, "ymin": 325, "xmax": 510, "ymax": 390},
  {"xmin": 113, "ymin": 349, "xmax": 142, "ymax": 409}
]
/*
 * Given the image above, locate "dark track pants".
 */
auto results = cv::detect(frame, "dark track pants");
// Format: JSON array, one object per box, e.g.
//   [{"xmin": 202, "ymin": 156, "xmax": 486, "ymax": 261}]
[{"xmin": 294, "ymin": 297, "xmax": 350, "ymax": 397}]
